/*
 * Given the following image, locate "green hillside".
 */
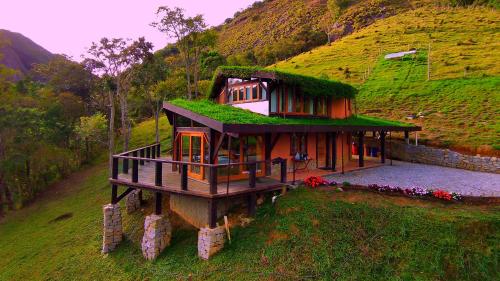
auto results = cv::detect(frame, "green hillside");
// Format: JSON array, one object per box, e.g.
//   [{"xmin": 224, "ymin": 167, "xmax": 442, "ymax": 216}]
[{"xmin": 274, "ymin": 6, "xmax": 500, "ymax": 152}]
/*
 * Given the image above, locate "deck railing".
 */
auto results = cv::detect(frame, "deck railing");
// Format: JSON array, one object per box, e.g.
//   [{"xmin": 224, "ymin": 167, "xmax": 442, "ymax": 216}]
[{"xmin": 111, "ymin": 143, "xmax": 287, "ymax": 196}]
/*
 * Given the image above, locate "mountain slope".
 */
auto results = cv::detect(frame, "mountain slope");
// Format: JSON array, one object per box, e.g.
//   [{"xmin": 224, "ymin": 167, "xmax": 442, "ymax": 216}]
[
  {"xmin": 0, "ymin": 29, "xmax": 54, "ymax": 77},
  {"xmin": 273, "ymin": 6, "xmax": 500, "ymax": 152}
]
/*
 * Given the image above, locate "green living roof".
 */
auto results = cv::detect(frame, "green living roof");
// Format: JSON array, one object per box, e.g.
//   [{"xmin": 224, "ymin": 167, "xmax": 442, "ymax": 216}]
[
  {"xmin": 169, "ymin": 99, "xmax": 415, "ymax": 128},
  {"xmin": 207, "ymin": 66, "xmax": 357, "ymax": 99}
]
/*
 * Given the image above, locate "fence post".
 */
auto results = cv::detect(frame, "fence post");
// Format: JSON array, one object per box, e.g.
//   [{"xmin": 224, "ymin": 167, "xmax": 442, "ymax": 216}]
[
  {"xmin": 280, "ymin": 159, "xmax": 287, "ymax": 183},
  {"xmin": 132, "ymin": 151, "xmax": 139, "ymax": 183},
  {"xmin": 157, "ymin": 143, "xmax": 161, "ymax": 158},
  {"xmin": 249, "ymin": 163, "xmax": 256, "ymax": 188},
  {"xmin": 139, "ymin": 149, "xmax": 145, "ymax": 165},
  {"xmin": 112, "ymin": 157, "xmax": 119, "ymax": 180},
  {"xmin": 180, "ymin": 164, "xmax": 188, "ymax": 191},
  {"xmin": 111, "ymin": 157, "xmax": 119, "ymax": 204},
  {"xmin": 122, "ymin": 153, "xmax": 129, "ymax": 174},
  {"xmin": 209, "ymin": 166, "xmax": 218, "ymax": 195},
  {"xmin": 146, "ymin": 147, "xmax": 151, "ymax": 161},
  {"xmin": 155, "ymin": 161, "xmax": 162, "ymax": 187}
]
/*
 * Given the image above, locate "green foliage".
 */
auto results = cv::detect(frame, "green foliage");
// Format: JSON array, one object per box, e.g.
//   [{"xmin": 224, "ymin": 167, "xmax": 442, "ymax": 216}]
[
  {"xmin": 169, "ymin": 98, "xmax": 412, "ymax": 127},
  {"xmin": 275, "ymin": 6, "xmax": 500, "ymax": 149},
  {"xmin": 76, "ymin": 113, "xmax": 108, "ymax": 161},
  {"xmin": 208, "ymin": 66, "xmax": 357, "ymax": 99}
]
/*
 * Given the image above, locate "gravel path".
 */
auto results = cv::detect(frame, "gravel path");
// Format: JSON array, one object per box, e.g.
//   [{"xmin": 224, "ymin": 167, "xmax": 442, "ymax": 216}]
[{"xmin": 326, "ymin": 161, "xmax": 500, "ymax": 197}]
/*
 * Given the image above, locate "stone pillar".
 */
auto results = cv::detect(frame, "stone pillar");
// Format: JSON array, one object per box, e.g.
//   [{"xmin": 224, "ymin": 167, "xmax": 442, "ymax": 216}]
[
  {"xmin": 198, "ymin": 226, "xmax": 226, "ymax": 260},
  {"xmin": 141, "ymin": 214, "xmax": 172, "ymax": 260},
  {"xmin": 102, "ymin": 204, "xmax": 122, "ymax": 253},
  {"xmin": 125, "ymin": 189, "xmax": 141, "ymax": 214}
]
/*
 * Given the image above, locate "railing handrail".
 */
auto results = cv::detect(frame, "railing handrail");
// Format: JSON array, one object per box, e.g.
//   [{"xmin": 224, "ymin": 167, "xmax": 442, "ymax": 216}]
[
  {"xmin": 113, "ymin": 154, "xmax": 275, "ymax": 168},
  {"xmin": 116, "ymin": 142, "xmax": 160, "ymax": 156}
]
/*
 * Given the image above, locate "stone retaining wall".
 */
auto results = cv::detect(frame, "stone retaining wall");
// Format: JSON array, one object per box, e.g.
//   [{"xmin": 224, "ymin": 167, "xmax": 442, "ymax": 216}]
[{"xmin": 384, "ymin": 141, "xmax": 499, "ymax": 174}]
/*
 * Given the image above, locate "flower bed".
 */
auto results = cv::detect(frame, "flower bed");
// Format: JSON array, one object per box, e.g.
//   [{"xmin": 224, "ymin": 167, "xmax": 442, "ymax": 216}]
[{"xmin": 366, "ymin": 184, "xmax": 463, "ymax": 201}]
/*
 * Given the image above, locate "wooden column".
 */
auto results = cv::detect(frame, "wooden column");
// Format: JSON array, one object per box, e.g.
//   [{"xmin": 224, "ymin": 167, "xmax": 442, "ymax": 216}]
[
  {"xmin": 139, "ymin": 149, "xmax": 145, "ymax": 165},
  {"xmin": 280, "ymin": 159, "xmax": 287, "ymax": 183},
  {"xmin": 155, "ymin": 161, "xmax": 162, "ymax": 186},
  {"xmin": 180, "ymin": 164, "xmax": 188, "ymax": 191},
  {"xmin": 264, "ymin": 133, "xmax": 272, "ymax": 176},
  {"xmin": 325, "ymin": 133, "xmax": 331, "ymax": 168},
  {"xmin": 122, "ymin": 153, "xmax": 129, "ymax": 174},
  {"xmin": 404, "ymin": 131, "xmax": 410, "ymax": 144},
  {"xmin": 111, "ymin": 157, "xmax": 118, "ymax": 204},
  {"xmin": 380, "ymin": 131, "xmax": 386, "ymax": 164},
  {"xmin": 155, "ymin": 192, "xmax": 162, "ymax": 215},
  {"xmin": 132, "ymin": 151, "xmax": 139, "ymax": 183},
  {"xmin": 208, "ymin": 199, "xmax": 217, "ymax": 228},
  {"xmin": 331, "ymin": 132, "xmax": 337, "ymax": 171},
  {"xmin": 358, "ymin": 131, "xmax": 364, "ymax": 168}
]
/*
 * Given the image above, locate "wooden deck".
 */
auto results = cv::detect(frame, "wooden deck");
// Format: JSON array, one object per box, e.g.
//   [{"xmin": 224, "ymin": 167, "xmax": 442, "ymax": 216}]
[{"xmin": 111, "ymin": 159, "xmax": 284, "ymax": 198}]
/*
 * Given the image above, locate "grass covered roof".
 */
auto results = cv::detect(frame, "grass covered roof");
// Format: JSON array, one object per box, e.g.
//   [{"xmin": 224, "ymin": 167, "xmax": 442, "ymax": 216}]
[
  {"xmin": 168, "ymin": 99, "xmax": 415, "ymax": 128},
  {"xmin": 207, "ymin": 66, "xmax": 357, "ymax": 99}
]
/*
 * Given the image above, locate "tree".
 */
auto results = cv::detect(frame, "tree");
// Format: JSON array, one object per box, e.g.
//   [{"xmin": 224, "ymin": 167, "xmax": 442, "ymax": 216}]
[
  {"xmin": 129, "ymin": 54, "xmax": 169, "ymax": 143},
  {"xmin": 31, "ymin": 55, "xmax": 94, "ymax": 101},
  {"xmin": 151, "ymin": 6, "xmax": 207, "ymax": 100},
  {"xmin": 83, "ymin": 37, "xmax": 152, "ymax": 173},
  {"xmin": 76, "ymin": 113, "xmax": 107, "ymax": 162},
  {"xmin": 189, "ymin": 29, "xmax": 217, "ymax": 98},
  {"xmin": 321, "ymin": 0, "xmax": 352, "ymax": 43}
]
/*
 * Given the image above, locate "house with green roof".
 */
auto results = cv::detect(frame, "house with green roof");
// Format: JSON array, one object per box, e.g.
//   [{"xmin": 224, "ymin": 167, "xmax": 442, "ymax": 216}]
[{"xmin": 107, "ymin": 66, "xmax": 420, "ymax": 260}]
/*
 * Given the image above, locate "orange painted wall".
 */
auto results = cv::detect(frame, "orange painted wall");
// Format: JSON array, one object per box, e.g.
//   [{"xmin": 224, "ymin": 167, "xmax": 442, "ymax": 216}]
[
  {"xmin": 330, "ymin": 98, "xmax": 353, "ymax": 119},
  {"xmin": 335, "ymin": 132, "xmax": 352, "ymax": 167}
]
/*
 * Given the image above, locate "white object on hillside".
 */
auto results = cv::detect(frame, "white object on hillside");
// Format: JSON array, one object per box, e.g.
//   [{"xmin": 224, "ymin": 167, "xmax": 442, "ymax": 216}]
[{"xmin": 384, "ymin": 50, "xmax": 417, "ymax": 60}]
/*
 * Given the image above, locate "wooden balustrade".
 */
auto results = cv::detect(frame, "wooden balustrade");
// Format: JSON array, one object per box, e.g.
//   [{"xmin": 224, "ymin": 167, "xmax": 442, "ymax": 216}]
[
  {"xmin": 139, "ymin": 149, "xmax": 145, "ymax": 165},
  {"xmin": 180, "ymin": 164, "xmax": 188, "ymax": 191},
  {"xmin": 132, "ymin": 151, "xmax": 139, "ymax": 183}
]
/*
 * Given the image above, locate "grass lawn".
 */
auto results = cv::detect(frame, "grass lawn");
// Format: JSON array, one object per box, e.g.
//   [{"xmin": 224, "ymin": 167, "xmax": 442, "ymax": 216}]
[
  {"xmin": 0, "ymin": 112, "xmax": 498, "ymax": 281},
  {"xmin": 274, "ymin": 6, "xmax": 500, "ymax": 151}
]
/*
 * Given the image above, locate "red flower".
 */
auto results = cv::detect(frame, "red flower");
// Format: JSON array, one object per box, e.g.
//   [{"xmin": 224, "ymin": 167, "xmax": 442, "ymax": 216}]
[
  {"xmin": 433, "ymin": 189, "xmax": 452, "ymax": 201},
  {"xmin": 304, "ymin": 176, "xmax": 327, "ymax": 188}
]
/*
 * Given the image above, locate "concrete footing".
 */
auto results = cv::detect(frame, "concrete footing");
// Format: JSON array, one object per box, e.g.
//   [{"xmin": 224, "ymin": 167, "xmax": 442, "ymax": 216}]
[
  {"xmin": 198, "ymin": 226, "xmax": 226, "ymax": 260},
  {"xmin": 125, "ymin": 189, "xmax": 141, "ymax": 214},
  {"xmin": 102, "ymin": 204, "xmax": 122, "ymax": 253},
  {"xmin": 141, "ymin": 214, "xmax": 172, "ymax": 260}
]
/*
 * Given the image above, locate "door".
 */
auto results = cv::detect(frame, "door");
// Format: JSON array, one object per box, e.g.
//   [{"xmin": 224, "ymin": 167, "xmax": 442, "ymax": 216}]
[{"xmin": 180, "ymin": 132, "xmax": 206, "ymax": 180}]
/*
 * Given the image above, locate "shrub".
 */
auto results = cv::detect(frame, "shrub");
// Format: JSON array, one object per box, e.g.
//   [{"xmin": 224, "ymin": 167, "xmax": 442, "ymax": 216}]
[{"xmin": 304, "ymin": 176, "xmax": 327, "ymax": 188}]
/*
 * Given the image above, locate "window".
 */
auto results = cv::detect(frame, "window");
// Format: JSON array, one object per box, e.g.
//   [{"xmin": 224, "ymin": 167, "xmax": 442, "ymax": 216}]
[
  {"xmin": 246, "ymin": 87, "xmax": 251, "ymax": 100},
  {"xmin": 270, "ymin": 89, "xmax": 277, "ymax": 113},
  {"xmin": 305, "ymin": 98, "xmax": 314, "ymax": 114},
  {"xmin": 261, "ymin": 85, "xmax": 267, "ymax": 100},
  {"xmin": 239, "ymin": 88, "xmax": 244, "ymax": 101},
  {"xmin": 317, "ymin": 97, "xmax": 327, "ymax": 116},
  {"xmin": 294, "ymin": 93, "xmax": 302, "ymax": 113},
  {"xmin": 229, "ymin": 89, "xmax": 233, "ymax": 103},
  {"xmin": 290, "ymin": 133, "xmax": 307, "ymax": 156},
  {"xmin": 252, "ymin": 85, "xmax": 258, "ymax": 99},
  {"xmin": 279, "ymin": 87, "xmax": 285, "ymax": 112},
  {"xmin": 287, "ymin": 87, "xmax": 293, "ymax": 112}
]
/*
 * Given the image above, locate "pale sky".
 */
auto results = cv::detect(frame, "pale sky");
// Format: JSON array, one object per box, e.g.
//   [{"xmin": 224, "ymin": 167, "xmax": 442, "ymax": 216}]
[{"xmin": 0, "ymin": 0, "xmax": 256, "ymax": 60}]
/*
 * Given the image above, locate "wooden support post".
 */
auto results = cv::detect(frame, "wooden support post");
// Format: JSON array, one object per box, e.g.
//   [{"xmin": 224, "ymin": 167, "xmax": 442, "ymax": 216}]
[
  {"xmin": 249, "ymin": 163, "xmax": 256, "ymax": 188},
  {"xmin": 341, "ymin": 132, "xmax": 345, "ymax": 174},
  {"xmin": 139, "ymin": 149, "xmax": 145, "ymax": 165},
  {"xmin": 122, "ymin": 153, "xmax": 129, "ymax": 174},
  {"xmin": 146, "ymin": 147, "xmax": 151, "ymax": 160},
  {"xmin": 209, "ymin": 166, "xmax": 217, "ymax": 194},
  {"xmin": 132, "ymin": 151, "xmax": 139, "ymax": 183},
  {"xmin": 157, "ymin": 143, "xmax": 161, "ymax": 158},
  {"xmin": 404, "ymin": 131, "xmax": 409, "ymax": 144},
  {"xmin": 390, "ymin": 132, "xmax": 393, "ymax": 166},
  {"xmin": 280, "ymin": 159, "xmax": 287, "ymax": 183},
  {"xmin": 358, "ymin": 131, "xmax": 364, "ymax": 167},
  {"xmin": 112, "ymin": 157, "xmax": 119, "ymax": 180},
  {"xmin": 331, "ymin": 132, "xmax": 337, "ymax": 171},
  {"xmin": 325, "ymin": 133, "xmax": 331, "ymax": 168},
  {"xmin": 264, "ymin": 133, "xmax": 272, "ymax": 176},
  {"xmin": 155, "ymin": 161, "xmax": 162, "ymax": 186},
  {"xmin": 247, "ymin": 193, "xmax": 256, "ymax": 217},
  {"xmin": 155, "ymin": 192, "xmax": 162, "ymax": 215},
  {"xmin": 151, "ymin": 145, "xmax": 156, "ymax": 159},
  {"xmin": 380, "ymin": 131, "xmax": 386, "ymax": 164},
  {"xmin": 181, "ymin": 164, "xmax": 188, "ymax": 191},
  {"xmin": 111, "ymin": 185, "xmax": 118, "ymax": 204},
  {"xmin": 208, "ymin": 199, "xmax": 217, "ymax": 228}
]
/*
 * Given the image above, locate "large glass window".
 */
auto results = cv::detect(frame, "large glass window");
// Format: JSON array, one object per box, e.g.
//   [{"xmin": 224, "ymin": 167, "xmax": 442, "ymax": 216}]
[
  {"xmin": 246, "ymin": 87, "xmax": 251, "ymax": 100},
  {"xmin": 229, "ymin": 89, "xmax": 233, "ymax": 103},
  {"xmin": 291, "ymin": 133, "xmax": 307, "ymax": 156},
  {"xmin": 252, "ymin": 85, "xmax": 258, "ymax": 100},
  {"xmin": 279, "ymin": 87, "xmax": 285, "ymax": 112},
  {"xmin": 294, "ymin": 93, "xmax": 302, "ymax": 113},
  {"xmin": 261, "ymin": 85, "xmax": 267, "ymax": 100},
  {"xmin": 287, "ymin": 87, "xmax": 293, "ymax": 112},
  {"xmin": 270, "ymin": 89, "xmax": 277, "ymax": 113},
  {"xmin": 239, "ymin": 88, "xmax": 244, "ymax": 101}
]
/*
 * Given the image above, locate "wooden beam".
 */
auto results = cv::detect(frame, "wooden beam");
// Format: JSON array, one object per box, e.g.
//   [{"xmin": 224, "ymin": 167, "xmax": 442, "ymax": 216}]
[
  {"xmin": 358, "ymin": 131, "xmax": 364, "ymax": 167},
  {"xmin": 116, "ymin": 187, "xmax": 135, "ymax": 203},
  {"xmin": 380, "ymin": 131, "xmax": 386, "ymax": 164},
  {"xmin": 208, "ymin": 199, "xmax": 217, "ymax": 228},
  {"xmin": 331, "ymin": 132, "xmax": 337, "ymax": 171},
  {"xmin": 155, "ymin": 192, "xmax": 163, "ymax": 215}
]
